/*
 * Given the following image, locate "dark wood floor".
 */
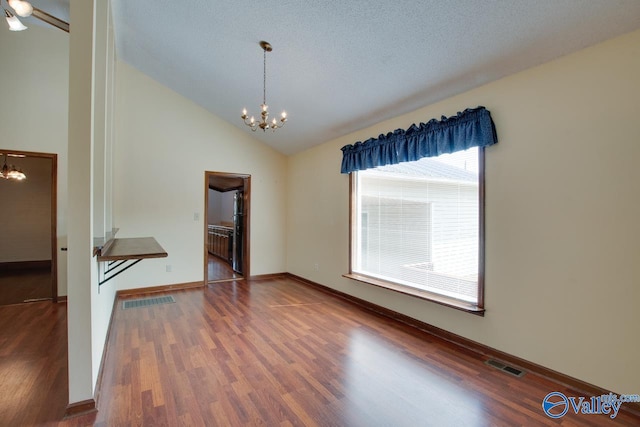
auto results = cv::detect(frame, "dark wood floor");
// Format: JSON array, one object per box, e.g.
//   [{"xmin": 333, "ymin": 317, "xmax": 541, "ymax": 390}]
[
  {"xmin": 208, "ymin": 253, "xmax": 241, "ymax": 282},
  {"xmin": 0, "ymin": 300, "xmax": 68, "ymax": 426},
  {"xmin": 0, "ymin": 267, "xmax": 52, "ymax": 305},
  {"xmin": 1, "ymin": 276, "xmax": 638, "ymax": 426},
  {"xmin": 67, "ymin": 277, "xmax": 638, "ymax": 426}
]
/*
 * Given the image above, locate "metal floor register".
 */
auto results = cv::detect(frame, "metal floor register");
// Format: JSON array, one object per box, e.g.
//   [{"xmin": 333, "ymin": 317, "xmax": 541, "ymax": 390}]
[{"xmin": 122, "ymin": 295, "xmax": 176, "ymax": 309}]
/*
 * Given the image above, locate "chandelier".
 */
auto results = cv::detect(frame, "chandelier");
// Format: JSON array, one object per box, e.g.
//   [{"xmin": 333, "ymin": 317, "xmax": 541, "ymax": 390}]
[
  {"xmin": 1, "ymin": 153, "xmax": 26, "ymax": 181},
  {"xmin": 241, "ymin": 41, "xmax": 287, "ymax": 132}
]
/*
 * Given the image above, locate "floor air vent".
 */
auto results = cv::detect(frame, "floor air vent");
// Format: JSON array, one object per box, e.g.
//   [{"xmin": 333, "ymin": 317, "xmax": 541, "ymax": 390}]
[
  {"xmin": 485, "ymin": 359, "xmax": 526, "ymax": 377},
  {"xmin": 123, "ymin": 295, "xmax": 176, "ymax": 309}
]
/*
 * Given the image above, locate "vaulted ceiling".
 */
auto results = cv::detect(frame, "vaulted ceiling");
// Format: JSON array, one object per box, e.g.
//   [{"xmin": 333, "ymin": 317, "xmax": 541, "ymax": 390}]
[{"xmin": 26, "ymin": 1, "xmax": 640, "ymax": 155}]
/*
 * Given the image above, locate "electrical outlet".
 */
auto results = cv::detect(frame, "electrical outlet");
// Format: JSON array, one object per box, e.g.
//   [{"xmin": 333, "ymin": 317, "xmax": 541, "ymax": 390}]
[
  {"xmin": 193, "ymin": 212, "xmax": 200, "ymax": 221},
  {"xmin": 166, "ymin": 265, "xmax": 172, "ymax": 272},
  {"xmin": 314, "ymin": 263, "xmax": 319, "ymax": 271}
]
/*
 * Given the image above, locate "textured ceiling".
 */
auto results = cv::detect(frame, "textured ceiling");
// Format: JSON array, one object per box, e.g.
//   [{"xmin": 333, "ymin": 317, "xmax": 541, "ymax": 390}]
[{"xmin": 29, "ymin": 1, "xmax": 640, "ymax": 155}]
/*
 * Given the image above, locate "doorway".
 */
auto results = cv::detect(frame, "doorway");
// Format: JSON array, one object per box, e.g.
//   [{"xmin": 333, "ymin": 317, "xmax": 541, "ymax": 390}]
[
  {"xmin": 204, "ymin": 172, "xmax": 250, "ymax": 283},
  {"xmin": 0, "ymin": 150, "xmax": 57, "ymax": 305}
]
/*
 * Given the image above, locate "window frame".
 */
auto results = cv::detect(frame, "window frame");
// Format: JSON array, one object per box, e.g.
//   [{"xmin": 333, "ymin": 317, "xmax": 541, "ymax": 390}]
[{"xmin": 345, "ymin": 147, "xmax": 486, "ymax": 316}]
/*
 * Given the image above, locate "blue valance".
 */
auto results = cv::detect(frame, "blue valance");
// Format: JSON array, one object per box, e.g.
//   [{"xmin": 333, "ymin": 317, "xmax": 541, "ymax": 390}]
[{"xmin": 340, "ymin": 106, "xmax": 497, "ymax": 173}]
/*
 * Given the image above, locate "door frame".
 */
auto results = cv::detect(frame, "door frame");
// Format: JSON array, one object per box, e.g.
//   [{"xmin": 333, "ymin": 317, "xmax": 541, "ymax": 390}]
[
  {"xmin": 0, "ymin": 149, "xmax": 58, "ymax": 302},
  {"xmin": 204, "ymin": 171, "xmax": 251, "ymax": 282}
]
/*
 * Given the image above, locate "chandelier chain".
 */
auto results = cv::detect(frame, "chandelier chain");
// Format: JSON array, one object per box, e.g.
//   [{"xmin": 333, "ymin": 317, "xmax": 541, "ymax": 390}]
[{"xmin": 263, "ymin": 48, "xmax": 267, "ymax": 106}]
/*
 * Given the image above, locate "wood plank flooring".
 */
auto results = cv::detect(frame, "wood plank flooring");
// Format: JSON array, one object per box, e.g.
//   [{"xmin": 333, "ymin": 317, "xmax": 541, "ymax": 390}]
[
  {"xmin": 67, "ymin": 277, "xmax": 638, "ymax": 426},
  {"xmin": 0, "ymin": 301, "xmax": 68, "ymax": 426},
  {"xmin": 208, "ymin": 254, "xmax": 241, "ymax": 282},
  {"xmin": 0, "ymin": 268, "xmax": 52, "ymax": 305},
  {"xmin": 2, "ymin": 276, "xmax": 638, "ymax": 425}
]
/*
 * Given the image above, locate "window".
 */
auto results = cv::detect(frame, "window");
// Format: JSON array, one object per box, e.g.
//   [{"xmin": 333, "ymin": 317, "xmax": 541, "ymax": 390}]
[
  {"xmin": 349, "ymin": 147, "xmax": 484, "ymax": 314},
  {"xmin": 341, "ymin": 106, "xmax": 496, "ymax": 314}
]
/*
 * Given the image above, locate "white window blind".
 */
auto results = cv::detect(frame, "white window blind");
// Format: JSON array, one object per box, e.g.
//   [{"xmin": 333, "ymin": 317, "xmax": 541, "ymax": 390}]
[{"xmin": 352, "ymin": 148, "xmax": 480, "ymax": 303}]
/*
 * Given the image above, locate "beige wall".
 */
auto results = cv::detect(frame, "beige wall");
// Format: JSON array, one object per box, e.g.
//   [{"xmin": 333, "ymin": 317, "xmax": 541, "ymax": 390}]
[
  {"xmin": 112, "ymin": 61, "xmax": 287, "ymax": 288},
  {"xmin": 0, "ymin": 25, "xmax": 69, "ymax": 293},
  {"xmin": 287, "ymin": 29, "xmax": 640, "ymax": 394}
]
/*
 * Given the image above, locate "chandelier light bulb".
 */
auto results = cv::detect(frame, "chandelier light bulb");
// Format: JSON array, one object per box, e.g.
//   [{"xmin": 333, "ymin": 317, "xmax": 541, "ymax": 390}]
[
  {"xmin": 281, "ymin": 111, "xmax": 287, "ymax": 119},
  {"xmin": 7, "ymin": 168, "xmax": 26, "ymax": 180},
  {"xmin": 8, "ymin": 0, "xmax": 33, "ymax": 17}
]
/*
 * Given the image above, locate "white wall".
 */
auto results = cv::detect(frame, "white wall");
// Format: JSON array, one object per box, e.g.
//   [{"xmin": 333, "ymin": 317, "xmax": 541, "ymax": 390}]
[
  {"xmin": 0, "ymin": 24, "xmax": 69, "ymax": 293},
  {"xmin": 286, "ymin": 29, "xmax": 640, "ymax": 395},
  {"xmin": 67, "ymin": 0, "xmax": 117, "ymax": 404},
  {"xmin": 207, "ymin": 190, "xmax": 236, "ymax": 225},
  {"xmin": 207, "ymin": 189, "xmax": 222, "ymax": 224},
  {"xmin": 220, "ymin": 192, "xmax": 235, "ymax": 224},
  {"xmin": 113, "ymin": 61, "xmax": 287, "ymax": 287},
  {"xmin": 90, "ymin": 0, "xmax": 118, "ymax": 392}
]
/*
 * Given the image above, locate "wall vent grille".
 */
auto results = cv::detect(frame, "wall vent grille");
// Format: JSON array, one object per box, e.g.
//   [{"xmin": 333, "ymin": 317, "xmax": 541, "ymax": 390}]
[
  {"xmin": 485, "ymin": 359, "xmax": 526, "ymax": 377},
  {"xmin": 123, "ymin": 295, "xmax": 175, "ymax": 309}
]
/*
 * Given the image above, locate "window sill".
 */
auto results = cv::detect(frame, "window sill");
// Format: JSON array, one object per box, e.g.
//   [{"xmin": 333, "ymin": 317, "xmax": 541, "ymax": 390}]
[{"xmin": 343, "ymin": 273, "xmax": 485, "ymax": 316}]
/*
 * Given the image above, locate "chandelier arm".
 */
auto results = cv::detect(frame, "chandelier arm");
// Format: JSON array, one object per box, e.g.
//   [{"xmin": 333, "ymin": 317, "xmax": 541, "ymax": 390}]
[
  {"xmin": 242, "ymin": 117, "xmax": 259, "ymax": 131},
  {"xmin": 271, "ymin": 119, "xmax": 286, "ymax": 131}
]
